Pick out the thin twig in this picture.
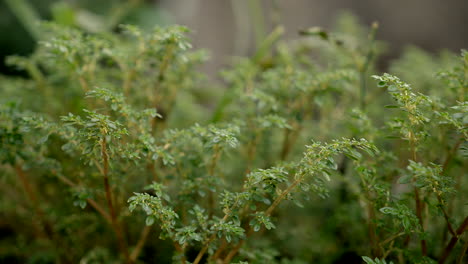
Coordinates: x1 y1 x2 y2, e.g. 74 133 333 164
245 129 259 174
223 239 245 264
359 22 379 110
366 200 382 257
409 130 427 256
437 196 456 237
54 172 112 224
380 232 406 247
14 165 76 263
193 200 242 264
15 165 54 238
208 144 222 218
130 225 151 262
211 239 227 261
193 213 230 264
456 235 468 264
414 187 427 255
439 216 468 264
101 136 131 263
151 45 174 133
223 178 302 263
382 240 395 259
442 137 462 172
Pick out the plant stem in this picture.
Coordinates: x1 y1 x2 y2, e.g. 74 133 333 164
380 232 406 247
437 195 456 237
366 201 381 257
54 172 113 224
194 196 244 264
252 25 285 63
358 175 381 257
443 137 464 246
245 128 260 174
456 235 468 264
15 165 54 239
359 71 367 110
130 226 151 262
280 128 292 161
100 136 131 263
193 213 231 264
414 187 427 255
208 144 221 218
151 45 174 133
438 216 468 264
15 165 74 263
359 22 379 110
223 239 245 264
382 240 395 259
192 238 213 264
224 151 332 263
265 180 300 216
442 137 462 172
223 178 303 263
280 123 301 161
211 239 228 260
409 130 427 256
123 41 146 96
173 242 186 263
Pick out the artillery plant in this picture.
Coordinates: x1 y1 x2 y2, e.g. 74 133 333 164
0 13 466 264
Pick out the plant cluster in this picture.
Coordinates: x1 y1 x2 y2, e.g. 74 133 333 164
0 13 466 264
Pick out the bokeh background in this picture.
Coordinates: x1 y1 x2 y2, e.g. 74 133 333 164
1 0 468 77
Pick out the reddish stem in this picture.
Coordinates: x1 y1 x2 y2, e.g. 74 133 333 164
439 216 468 264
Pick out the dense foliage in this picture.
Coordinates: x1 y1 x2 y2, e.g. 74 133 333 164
0 14 466 264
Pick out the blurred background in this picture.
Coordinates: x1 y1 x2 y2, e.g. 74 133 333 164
1 0 468 77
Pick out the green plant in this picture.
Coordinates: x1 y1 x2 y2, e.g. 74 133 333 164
0 12 466 264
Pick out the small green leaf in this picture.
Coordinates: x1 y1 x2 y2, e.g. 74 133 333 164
377 81 386 87
362 256 375 264
146 216 155 226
